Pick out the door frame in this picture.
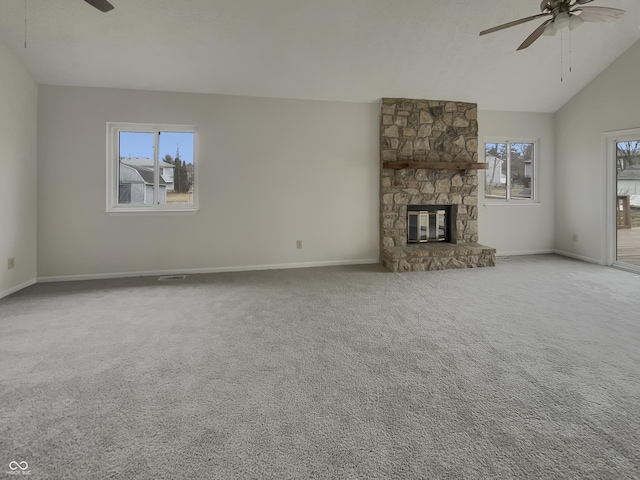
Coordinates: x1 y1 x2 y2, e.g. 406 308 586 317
602 127 640 271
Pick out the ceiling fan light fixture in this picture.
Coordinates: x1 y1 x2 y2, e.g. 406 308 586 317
555 12 571 30
569 14 585 30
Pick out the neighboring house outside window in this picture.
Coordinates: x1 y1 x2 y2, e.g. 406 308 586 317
118 163 167 204
107 123 197 214
617 165 640 207
484 138 538 203
121 158 175 193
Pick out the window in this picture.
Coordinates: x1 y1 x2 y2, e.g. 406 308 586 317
484 138 537 203
107 123 197 213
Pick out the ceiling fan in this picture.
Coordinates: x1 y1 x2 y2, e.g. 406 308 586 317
480 0 625 50
84 0 114 12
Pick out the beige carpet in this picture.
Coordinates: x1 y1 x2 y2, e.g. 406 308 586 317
1 255 640 479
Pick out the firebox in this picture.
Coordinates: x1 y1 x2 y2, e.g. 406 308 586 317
407 205 453 243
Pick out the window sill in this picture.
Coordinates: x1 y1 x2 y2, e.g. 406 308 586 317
106 207 199 216
483 201 540 208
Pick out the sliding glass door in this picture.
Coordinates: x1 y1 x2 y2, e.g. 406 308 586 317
615 139 640 268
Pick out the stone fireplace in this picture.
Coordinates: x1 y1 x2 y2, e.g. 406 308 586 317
380 98 496 272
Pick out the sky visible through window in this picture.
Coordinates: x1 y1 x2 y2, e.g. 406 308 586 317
119 132 194 165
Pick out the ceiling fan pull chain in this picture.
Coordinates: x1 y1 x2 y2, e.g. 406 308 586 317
560 29 564 82
569 29 572 73
24 0 27 49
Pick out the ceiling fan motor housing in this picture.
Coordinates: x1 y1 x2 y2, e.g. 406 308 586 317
541 0 573 15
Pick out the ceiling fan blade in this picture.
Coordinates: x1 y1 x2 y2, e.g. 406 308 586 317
84 0 114 12
572 6 624 22
573 0 596 4
480 13 551 36
517 19 553 51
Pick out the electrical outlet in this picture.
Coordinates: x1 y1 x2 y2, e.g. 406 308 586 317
296 240 302 249
7 257 15 269
572 234 579 243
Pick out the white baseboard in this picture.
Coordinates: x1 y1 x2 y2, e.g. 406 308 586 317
0 278 37 300
553 250 603 265
495 249 554 257
496 249 605 266
36 258 380 283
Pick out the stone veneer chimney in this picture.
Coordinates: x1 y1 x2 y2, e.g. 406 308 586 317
380 98 496 272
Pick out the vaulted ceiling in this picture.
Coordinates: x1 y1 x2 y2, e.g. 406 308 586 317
1 0 639 112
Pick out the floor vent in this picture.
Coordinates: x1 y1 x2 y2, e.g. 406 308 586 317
158 275 187 281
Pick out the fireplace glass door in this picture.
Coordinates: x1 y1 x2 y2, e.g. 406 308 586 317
408 210 446 243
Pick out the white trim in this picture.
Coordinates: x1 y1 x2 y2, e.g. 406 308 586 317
483 202 541 208
554 249 603 265
106 208 198 216
36 258 380 283
484 201 540 206
602 128 640 266
602 130 616 265
496 249 554 257
0 278 37 300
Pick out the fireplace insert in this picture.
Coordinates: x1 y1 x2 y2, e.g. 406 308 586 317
407 205 452 243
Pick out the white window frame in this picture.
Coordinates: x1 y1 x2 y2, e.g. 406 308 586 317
106 122 198 215
483 137 539 205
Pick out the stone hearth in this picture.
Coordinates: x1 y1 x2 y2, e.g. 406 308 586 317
380 98 496 272
382 243 496 272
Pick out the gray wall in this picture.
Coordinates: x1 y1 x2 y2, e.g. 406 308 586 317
0 39 37 297
555 39 640 263
36 86 380 278
478 110 556 255
34 85 559 279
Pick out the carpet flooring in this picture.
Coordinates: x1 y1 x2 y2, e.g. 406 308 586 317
1 254 640 479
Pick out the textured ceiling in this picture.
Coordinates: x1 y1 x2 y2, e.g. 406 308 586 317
0 0 639 112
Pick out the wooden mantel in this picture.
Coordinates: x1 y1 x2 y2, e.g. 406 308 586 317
383 161 488 170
